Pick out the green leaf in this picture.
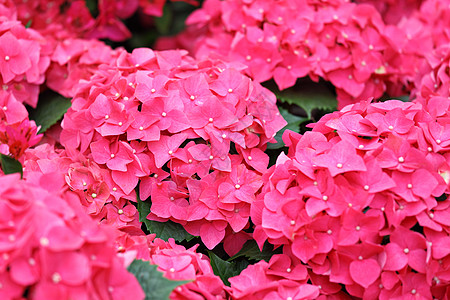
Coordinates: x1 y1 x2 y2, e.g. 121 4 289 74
208 251 249 286
0 154 23 178
228 240 282 263
267 107 307 149
137 191 195 242
28 92 71 134
271 80 337 119
25 20 32 28
128 259 190 300
155 5 173 35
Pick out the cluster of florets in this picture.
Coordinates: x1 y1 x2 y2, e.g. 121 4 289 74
60 47 286 250
251 100 450 298
158 0 424 107
22 143 141 231
113 232 230 299
11 0 197 42
412 44 450 107
0 119 42 163
0 7 51 110
0 172 144 299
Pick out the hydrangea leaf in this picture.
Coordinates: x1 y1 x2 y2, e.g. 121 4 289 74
128 259 191 300
0 154 23 178
28 92 71 134
267 107 307 149
269 79 337 119
208 251 249 286
137 192 196 242
228 240 282 262
155 5 173 35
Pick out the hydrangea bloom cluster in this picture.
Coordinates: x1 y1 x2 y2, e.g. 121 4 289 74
0 5 51 109
228 253 322 299
157 0 422 107
23 143 141 231
412 44 450 106
12 0 197 42
251 100 450 298
0 119 42 163
60 47 286 250
0 172 144 299
123 236 230 299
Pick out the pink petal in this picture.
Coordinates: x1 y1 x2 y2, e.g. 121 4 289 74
349 259 381 288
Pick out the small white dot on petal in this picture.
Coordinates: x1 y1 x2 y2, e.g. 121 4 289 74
235 209 240 213
208 118 213 122
411 289 416 295
398 157 405 163
29 258 36 265
2 106 6 111
369 45 374 50
188 159 193 164
91 193 97 198
381 207 385 211
151 88 156 93
348 203 353 207
246 55 251 61
105 115 109 119
110 154 115 158
428 147 433 152
52 272 62 283
407 183 412 189
429 213 434 218
336 163 343 168
161 112 167 117
115 93 120 97
335 57 340 62
139 126 144 131
327 229 332 234
322 195 328 201
313 181 318 186
290 220 295 225
388 125 394 130
222 134 227 138
404 248 410 254
118 122 123 126
286 268 292 272
248 156 252 160
190 95 195 100
436 139 441 144
113 187 117 191
364 185 369 191
379 284 384 289
228 88 233 93
287 297 293 300
361 61 367 66
235 184 241 189
168 150 173 155
170 197 175 201
266 58 271 63
117 209 124 215
209 155 214 160
358 256 363 260
169 268 175 272
4 56 10 61
355 226 361 231
358 144 364 149
123 96 129 101
40 237 49 246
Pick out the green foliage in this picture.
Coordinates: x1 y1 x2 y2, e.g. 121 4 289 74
28 92 71 134
273 80 337 119
128 259 190 300
137 191 195 242
155 5 173 35
208 251 249 286
0 154 23 178
228 240 282 263
267 107 307 149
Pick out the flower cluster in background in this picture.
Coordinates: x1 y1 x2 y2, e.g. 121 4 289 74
157 0 450 108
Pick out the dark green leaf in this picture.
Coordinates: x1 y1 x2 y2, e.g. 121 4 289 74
128 259 190 300
155 5 173 35
25 20 32 28
208 251 249 286
137 191 195 242
267 107 307 149
28 92 71 134
0 154 23 178
228 240 281 263
271 80 337 119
